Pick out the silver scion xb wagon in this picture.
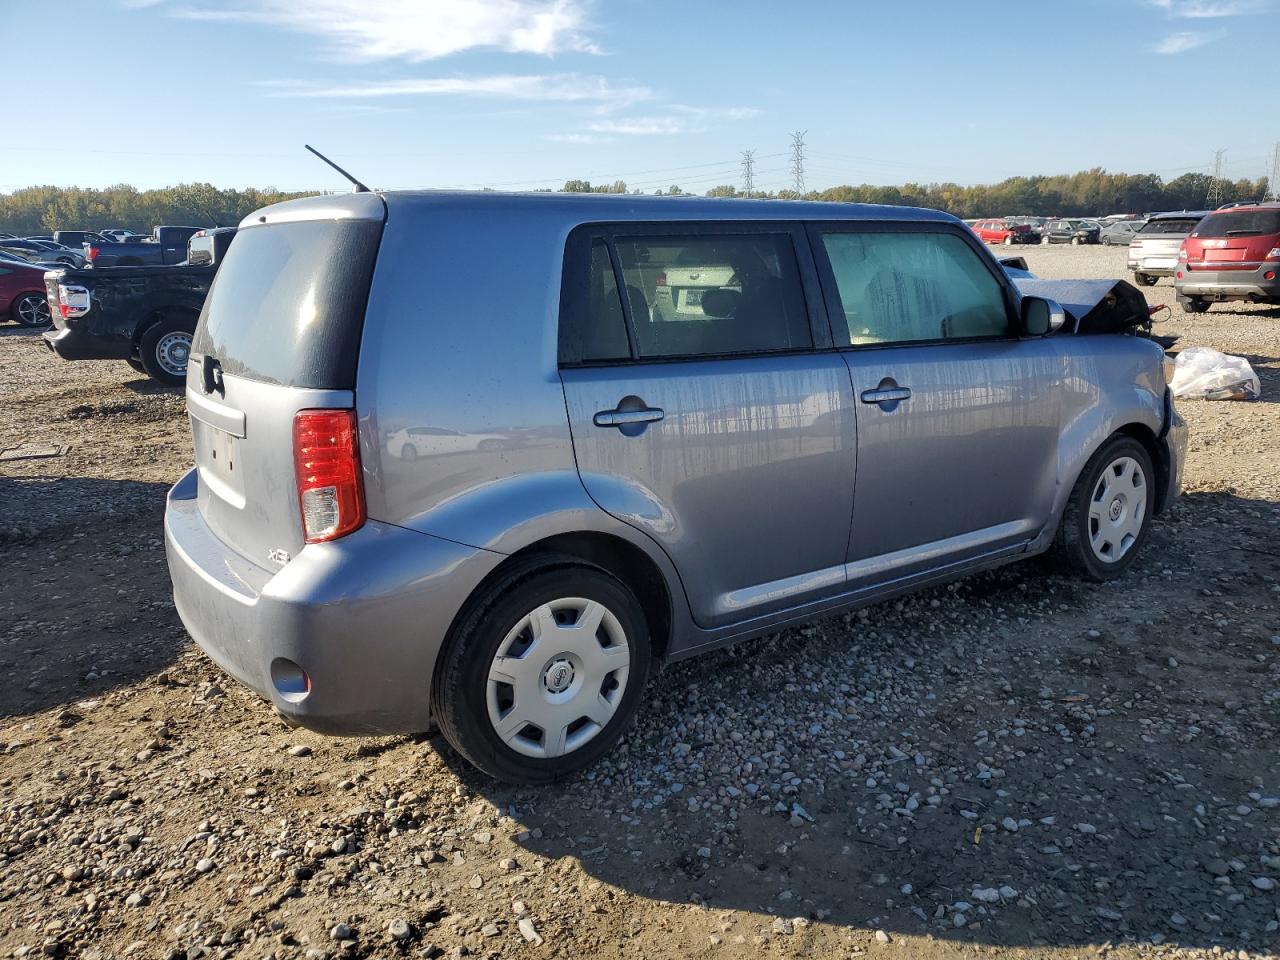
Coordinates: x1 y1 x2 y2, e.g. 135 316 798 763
165 192 1187 783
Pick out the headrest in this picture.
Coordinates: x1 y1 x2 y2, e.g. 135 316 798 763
700 288 741 319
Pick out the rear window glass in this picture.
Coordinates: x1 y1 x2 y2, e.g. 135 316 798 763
1139 217 1202 235
193 219 382 388
1193 209 1280 237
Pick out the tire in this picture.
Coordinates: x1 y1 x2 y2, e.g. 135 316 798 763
125 357 147 375
433 557 652 784
1071 236 1081 246
400 443 418 460
1183 298 1211 314
1042 235 1050 245
9 292 51 327
1003 236 1013 246
1051 436 1154 582
138 315 195 386
1134 273 1157 287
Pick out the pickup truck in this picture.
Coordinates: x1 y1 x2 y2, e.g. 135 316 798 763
86 225 202 268
43 227 236 385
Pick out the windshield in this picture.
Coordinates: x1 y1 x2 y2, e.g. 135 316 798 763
1193 209 1280 238
1140 217 1202 235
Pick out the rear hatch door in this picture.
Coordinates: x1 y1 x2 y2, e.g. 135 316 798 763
1187 208 1280 270
186 195 386 569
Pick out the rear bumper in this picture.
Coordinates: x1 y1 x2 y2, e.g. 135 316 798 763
42 323 133 361
1174 265 1280 302
164 468 504 735
1127 257 1178 277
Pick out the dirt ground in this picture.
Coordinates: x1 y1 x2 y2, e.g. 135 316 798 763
1 244 1278 960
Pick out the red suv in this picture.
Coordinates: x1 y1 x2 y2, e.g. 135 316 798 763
971 218 1036 245
1175 203 1280 313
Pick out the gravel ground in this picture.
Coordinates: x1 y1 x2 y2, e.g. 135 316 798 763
1 244 1278 960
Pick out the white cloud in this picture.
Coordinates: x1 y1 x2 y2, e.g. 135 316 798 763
1147 0 1267 15
543 132 615 144
175 0 599 61
259 73 650 106
669 105 762 120
1153 28 1226 51
588 117 684 136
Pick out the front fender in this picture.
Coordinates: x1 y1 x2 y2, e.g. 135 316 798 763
1031 375 1165 552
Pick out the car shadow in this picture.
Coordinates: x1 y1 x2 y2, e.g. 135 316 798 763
435 490 1280 950
0 476 184 721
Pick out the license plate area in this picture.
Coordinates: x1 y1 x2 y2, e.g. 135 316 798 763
195 420 245 508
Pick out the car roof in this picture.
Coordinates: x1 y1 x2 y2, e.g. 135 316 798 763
243 189 962 229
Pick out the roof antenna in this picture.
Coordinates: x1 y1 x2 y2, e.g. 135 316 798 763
304 144 371 193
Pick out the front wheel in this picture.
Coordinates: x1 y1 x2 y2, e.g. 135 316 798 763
1051 436 1154 582
138 316 194 386
1071 236 1081 246
10 292 51 327
1003 236 1013 246
125 357 147 375
434 559 651 783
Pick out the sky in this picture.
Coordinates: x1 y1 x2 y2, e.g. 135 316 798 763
3 0 1278 195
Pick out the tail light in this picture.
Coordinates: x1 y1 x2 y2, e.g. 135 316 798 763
1266 247 1280 260
293 409 365 544
654 272 667 287
86 246 99 262
1176 242 1188 261
56 283 91 319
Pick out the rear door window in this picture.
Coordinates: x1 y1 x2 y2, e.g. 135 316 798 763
192 218 383 388
560 230 813 363
818 230 1011 345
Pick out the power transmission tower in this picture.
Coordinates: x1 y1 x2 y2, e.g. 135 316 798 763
1268 142 1280 201
789 131 807 197
740 149 755 197
1206 148 1226 207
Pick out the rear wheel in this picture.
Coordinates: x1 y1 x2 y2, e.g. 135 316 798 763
1071 236 1081 246
10 292 50 327
138 316 195 386
1134 273 1157 287
1051 436 1154 582
1182 298 1211 314
125 357 147 375
434 558 651 783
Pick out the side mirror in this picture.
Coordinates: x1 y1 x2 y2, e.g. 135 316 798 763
1021 295 1066 336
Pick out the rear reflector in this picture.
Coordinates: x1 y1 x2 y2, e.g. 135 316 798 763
293 409 365 543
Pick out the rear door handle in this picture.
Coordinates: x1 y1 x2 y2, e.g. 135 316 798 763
860 387 911 404
593 407 665 428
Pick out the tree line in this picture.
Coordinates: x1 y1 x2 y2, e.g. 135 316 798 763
560 168 1272 216
1 168 1271 235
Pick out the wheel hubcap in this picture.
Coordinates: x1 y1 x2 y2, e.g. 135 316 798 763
1088 456 1147 563
155 332 191 377
486 597 630 759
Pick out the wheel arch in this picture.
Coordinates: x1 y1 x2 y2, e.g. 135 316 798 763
132 304 200 351
1114 421 1172 515
449 531 675 669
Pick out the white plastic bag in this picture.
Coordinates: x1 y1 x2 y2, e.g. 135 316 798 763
1169 346 1261 401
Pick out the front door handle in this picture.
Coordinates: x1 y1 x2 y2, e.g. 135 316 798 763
859 387 911 404
593 407 665 428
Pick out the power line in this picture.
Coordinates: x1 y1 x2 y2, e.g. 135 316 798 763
1206 148 1226 207
741 150 755 196
790 131 806 197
